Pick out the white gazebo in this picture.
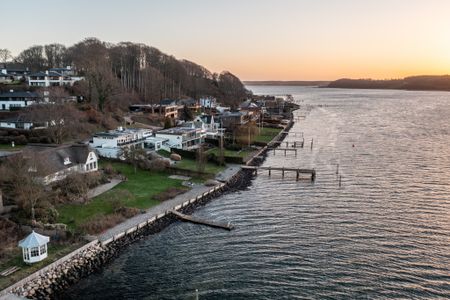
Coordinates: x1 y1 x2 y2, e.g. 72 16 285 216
18 231 50 264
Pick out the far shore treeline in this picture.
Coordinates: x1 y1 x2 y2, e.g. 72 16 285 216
245 75 450 92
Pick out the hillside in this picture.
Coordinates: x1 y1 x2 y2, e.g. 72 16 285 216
326 75 450 91
3 38 250 110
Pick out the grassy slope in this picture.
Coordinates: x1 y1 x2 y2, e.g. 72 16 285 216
57 162 185 230
254 127 282 143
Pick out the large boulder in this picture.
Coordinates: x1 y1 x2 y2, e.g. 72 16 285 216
170 153 182 161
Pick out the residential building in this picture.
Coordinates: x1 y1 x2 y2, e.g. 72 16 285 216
49 66 75 76
23 144 98 184
155 126 204 150
199 97 217 108
178 98 201 112
28 70 83 87
0 90 40 110
89 127 153 158
129 102 180 119
193 114 221 138
218 111 248 131
0 68 29 81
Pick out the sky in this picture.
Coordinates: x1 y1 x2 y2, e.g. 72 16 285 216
2 0 450 80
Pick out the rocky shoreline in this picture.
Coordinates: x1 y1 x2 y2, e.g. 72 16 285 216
5 116 295 300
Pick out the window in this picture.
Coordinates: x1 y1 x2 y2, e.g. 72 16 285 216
23 249 30 260
40 245 46 255
30 247 39 257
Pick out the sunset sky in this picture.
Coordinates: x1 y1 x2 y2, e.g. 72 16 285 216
3 0 450 80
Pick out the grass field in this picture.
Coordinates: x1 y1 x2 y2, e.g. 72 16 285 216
253 127 282 143
57 162 185 230
158 150 226 174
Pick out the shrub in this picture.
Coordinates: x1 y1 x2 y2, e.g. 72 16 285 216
153 187 186 201
79 214 125 234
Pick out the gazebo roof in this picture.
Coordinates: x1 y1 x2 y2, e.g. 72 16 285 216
18 231 50 248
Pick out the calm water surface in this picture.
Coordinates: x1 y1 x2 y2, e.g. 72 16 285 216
65 87 450 299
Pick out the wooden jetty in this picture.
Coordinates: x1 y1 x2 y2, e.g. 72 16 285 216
269 140 304 148
242 165 316 181
169 210 234 231
281 131 304 137
267 147 298 156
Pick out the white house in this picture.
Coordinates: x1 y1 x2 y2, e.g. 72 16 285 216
0 68 29 81
90 127 153 158
199 97 217 109
0 90 39 111
0 117 35 130
28 70 83 87
23 144 98 184
155 126 204 150
18 231 50 264
193 114 221 138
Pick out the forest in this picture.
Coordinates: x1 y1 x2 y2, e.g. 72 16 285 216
0 38 250 111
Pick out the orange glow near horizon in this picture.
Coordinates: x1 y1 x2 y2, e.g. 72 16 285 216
3 0 450 81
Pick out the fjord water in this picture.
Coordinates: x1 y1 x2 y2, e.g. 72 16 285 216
65 87 450 299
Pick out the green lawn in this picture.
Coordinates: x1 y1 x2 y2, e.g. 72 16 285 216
158 150 226 174
207 148 251 158
0 242 83 290
0 144 25 151
57 162 185 230
254 127 283 143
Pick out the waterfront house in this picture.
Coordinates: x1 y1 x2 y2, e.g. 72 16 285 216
23 144 98 184
0 90 40 111
155 126 204 150
218 111 248 131
0 116 36 130
18 231 50 264
28 70 83 87
89 127 153 158
178 98 201 112
193 114 221 138
0 68 29 81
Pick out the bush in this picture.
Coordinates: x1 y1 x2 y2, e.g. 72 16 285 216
147 159 170 171
153 187 186 201
103 163 116 176
79 214 125 234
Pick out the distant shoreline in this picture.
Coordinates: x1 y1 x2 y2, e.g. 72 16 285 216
244 81 330 86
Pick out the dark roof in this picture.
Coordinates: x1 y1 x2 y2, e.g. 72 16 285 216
178 98 198 106
28 71 62 77
0 91 39 98
0 116 33 123
23 144 94 175
160 99 177 106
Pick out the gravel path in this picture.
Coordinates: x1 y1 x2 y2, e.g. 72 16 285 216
87 179 122 199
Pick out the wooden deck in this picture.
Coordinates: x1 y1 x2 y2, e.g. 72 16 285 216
242 165 316 181
169 210 234 231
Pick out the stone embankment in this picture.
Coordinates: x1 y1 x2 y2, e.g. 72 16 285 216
1 114 296 300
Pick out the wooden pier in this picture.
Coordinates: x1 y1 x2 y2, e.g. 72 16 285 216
242 165 316 181
269 140 304 148
281 131 304 137
267 147 298 156
169 210 234 231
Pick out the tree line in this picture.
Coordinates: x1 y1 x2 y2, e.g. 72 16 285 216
1 38 251 111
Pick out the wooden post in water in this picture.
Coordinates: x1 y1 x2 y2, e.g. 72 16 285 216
311 138 314 150
273 149 276 155
286 141 289 147
336 164 339 174
339 175 342 187
295 149 297 156
282 167 285 178
284 149 287 156
312 169 316 182
268 167 271 176
294 141 297 148
296 169 300 181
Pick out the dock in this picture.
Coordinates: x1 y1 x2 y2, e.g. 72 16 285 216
269 140 304 148
242 165 316 181
267 147 298 156
169 210 234 231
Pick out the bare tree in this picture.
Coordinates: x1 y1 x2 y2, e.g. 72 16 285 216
122 146 147 174
0 154 48 223
44 43 67 68
196 145 207 173
16 45 46 71
0 49 12 65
